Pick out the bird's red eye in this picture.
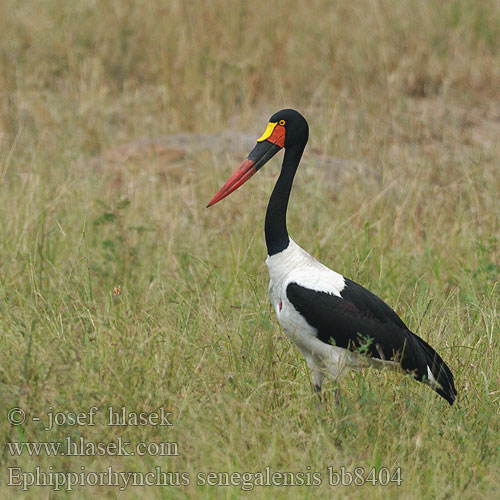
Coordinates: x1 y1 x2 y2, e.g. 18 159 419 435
279 120 285 126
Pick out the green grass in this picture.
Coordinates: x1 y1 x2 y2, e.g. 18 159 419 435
0 0 499 498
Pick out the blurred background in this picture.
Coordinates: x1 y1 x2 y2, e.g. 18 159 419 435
2 0 500 144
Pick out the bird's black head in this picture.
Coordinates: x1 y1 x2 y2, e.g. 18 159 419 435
268 109 309 150
207 108 309 207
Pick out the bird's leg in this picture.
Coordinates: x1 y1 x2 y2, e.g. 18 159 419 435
311 367 325 408
334 386 341 405
314 384 322 405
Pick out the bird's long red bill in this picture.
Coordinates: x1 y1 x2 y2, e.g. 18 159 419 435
206 159 257 207
206 126 284 208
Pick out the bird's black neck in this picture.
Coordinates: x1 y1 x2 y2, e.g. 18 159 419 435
265 144 305 256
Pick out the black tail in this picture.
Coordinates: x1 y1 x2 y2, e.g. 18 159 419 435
406 332 457 405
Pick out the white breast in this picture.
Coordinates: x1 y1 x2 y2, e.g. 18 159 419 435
266 239 361 380
266 238 345 313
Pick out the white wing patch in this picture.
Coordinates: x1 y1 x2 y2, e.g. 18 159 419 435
426 365 436 383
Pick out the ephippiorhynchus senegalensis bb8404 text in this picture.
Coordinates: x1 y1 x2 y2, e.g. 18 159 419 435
207 109 457 405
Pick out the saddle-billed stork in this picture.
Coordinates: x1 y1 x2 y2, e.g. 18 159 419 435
207 109 457 405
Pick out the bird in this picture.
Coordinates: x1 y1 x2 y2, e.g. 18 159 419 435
207 109 457 405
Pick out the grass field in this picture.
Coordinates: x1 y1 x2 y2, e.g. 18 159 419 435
1 0 499 498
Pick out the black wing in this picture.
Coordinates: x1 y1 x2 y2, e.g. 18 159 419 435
286 279 457 404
